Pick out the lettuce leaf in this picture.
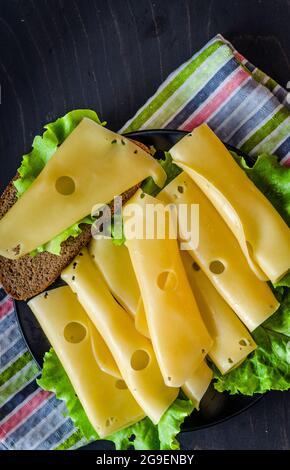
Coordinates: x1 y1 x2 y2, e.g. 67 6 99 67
31 215 94 257
263 289 290 337
142 151 182 196
106 417 159 450
158 398 194 450
38 348 193 450
213 327 290 395
231 152 290 226
14 110 103 255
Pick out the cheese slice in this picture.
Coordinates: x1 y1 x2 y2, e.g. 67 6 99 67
0 118 166 259
28 286 144 437
135 298 150 338
89 238 150 339
123 190 213 387
89 238 140 316
182 361 213 409
181 251 256 374
89 322 121 379
158 172 279 331
61 248 178 424
170 124 290 283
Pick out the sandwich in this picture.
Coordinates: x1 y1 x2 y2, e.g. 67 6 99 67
0 112 289 450
0 109 165 299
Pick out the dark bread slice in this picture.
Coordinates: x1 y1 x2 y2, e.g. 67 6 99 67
0 139 149 300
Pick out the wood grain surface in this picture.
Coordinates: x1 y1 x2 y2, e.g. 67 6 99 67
0 0 289 450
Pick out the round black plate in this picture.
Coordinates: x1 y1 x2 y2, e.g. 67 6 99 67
15 129 261 434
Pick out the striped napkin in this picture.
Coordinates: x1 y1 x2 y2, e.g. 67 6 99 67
1 33 290 451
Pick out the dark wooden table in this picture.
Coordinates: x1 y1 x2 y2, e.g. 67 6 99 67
0 0 289 450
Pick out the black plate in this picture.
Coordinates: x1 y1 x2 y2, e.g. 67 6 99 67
15 129 262 435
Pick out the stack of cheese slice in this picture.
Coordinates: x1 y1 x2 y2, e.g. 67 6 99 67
26 120 288 438
61 247 178 425
28 286 145 437
123 190 213 387
157 172 279 332
169 124 290 284
89 236 214 407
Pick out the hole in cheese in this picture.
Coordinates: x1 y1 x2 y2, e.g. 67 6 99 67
64 322 87 343
115 380 128 390
55 176 76 195
157 270 178 291
192 261 200 271
130 349 150 371
177 185 184 193
209 260 225 274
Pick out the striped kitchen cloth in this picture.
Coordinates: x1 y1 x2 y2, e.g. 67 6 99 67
1 33 290 451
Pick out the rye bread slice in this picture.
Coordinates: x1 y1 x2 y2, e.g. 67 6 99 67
0 139 149 300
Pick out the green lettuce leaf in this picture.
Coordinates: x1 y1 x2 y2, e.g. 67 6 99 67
142 151 182 196
38 348 193 450
274 272 290 288
106 417 159 450
158 398 194 450
14 110 103 255
231 151 290 226
31 215 94 256
213 327 290 395
263 290 290 337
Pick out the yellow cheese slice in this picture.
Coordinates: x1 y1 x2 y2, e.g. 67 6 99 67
0 118 166 259
28 286 144 437
61 248 178 424
170 124 290 283
158 172 279 331
182 361 213 409
181 251 256 374
88 238 140 316
89 238 150 338
123 190 213 387
135 298 150 338
89 322 121 379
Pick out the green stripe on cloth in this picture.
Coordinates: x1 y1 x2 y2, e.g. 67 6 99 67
265 77 279 92
253 118 290 155
54 429 85 450
241 107 290 154
0 351 32 386
0 361 39 406
123 40 223 132
143 45 232 130
251 68 267 84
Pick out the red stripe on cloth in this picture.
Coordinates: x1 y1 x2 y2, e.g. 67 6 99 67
234 51 246 63
0 389 51 438
281 155 290 167
0 298 14 320
181 68 249 131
